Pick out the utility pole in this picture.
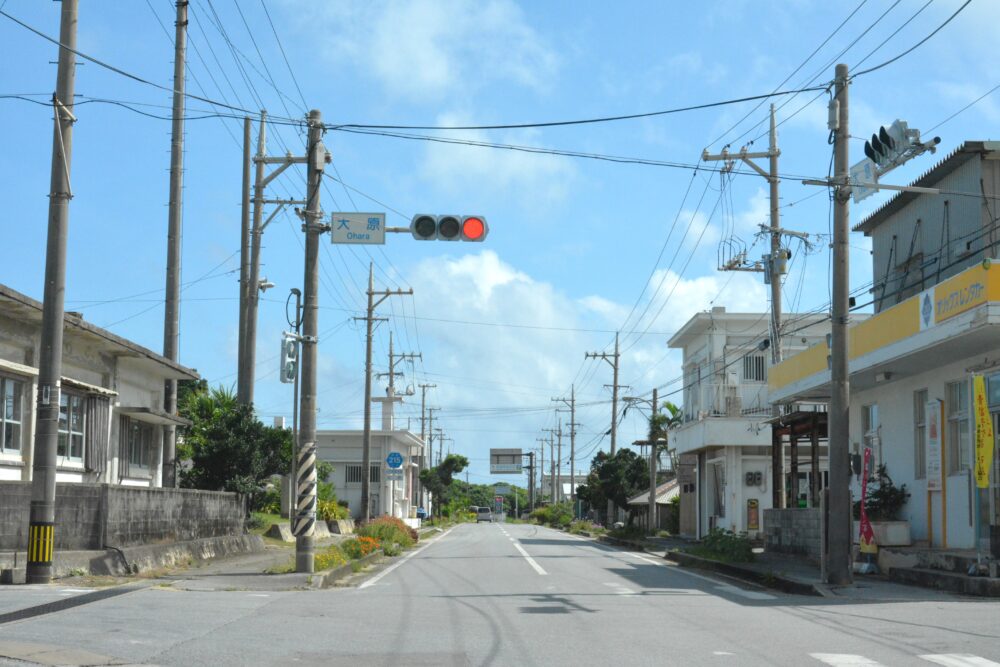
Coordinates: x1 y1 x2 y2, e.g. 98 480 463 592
586 333 623 524
649 387 658 533
357 263 412 523
586 333 623 454
524 451 535 512
293 109 328 574
543 429 559 503
535 438 553 502
237 115 304 406
417 383 435 509
287 288 301 524
161 0 187 489
553 385 578 510
427 408 438 464
556 420 562 505
379 331 421 398
828 63 853 586
703 105 796 510
241 111 267 406
237 117 251 403
27 0 77 585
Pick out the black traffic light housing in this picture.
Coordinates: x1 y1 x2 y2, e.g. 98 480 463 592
410 214 489 242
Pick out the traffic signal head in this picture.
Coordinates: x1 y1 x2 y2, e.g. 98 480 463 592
863 120 913 169
279 333 298 384
409 214 489 242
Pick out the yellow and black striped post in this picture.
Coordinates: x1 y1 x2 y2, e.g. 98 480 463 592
27 522 55 570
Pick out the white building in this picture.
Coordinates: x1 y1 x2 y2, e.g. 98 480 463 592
668 307 829 537
315 394 425 525
0 283 198 487
771 142 1000 557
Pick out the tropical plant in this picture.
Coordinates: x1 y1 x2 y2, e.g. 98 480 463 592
342 536 380 559
418 454 469 518
358 516 417 548
854 464 911 521
177 385 291 503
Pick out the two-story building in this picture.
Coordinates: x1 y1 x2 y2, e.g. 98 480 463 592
769 141 1000 558
0 283 198 488
668 307 829 537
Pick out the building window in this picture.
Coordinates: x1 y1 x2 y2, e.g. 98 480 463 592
345 465 363 484
370 465 380 483
743 355 766 382
946 380 970 474
128 420 153 468
863 403 880 466
58 392 84 460
914 389 927 479
1 377 23 453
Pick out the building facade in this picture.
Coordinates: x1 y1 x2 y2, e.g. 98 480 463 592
769 142 1000 557
0 284 198 488
668 307 829 537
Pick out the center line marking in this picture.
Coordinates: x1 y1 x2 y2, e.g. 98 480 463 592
512 540 547 575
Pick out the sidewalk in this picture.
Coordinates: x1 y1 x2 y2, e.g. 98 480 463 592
599 533 964 602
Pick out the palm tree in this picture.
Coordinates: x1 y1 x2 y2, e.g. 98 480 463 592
647 401 682 533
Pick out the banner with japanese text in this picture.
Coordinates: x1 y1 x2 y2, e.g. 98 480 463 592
859 447 877 554
973 375 993 489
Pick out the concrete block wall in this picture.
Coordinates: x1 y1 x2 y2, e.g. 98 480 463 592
763 508 821 561
0 482 245 551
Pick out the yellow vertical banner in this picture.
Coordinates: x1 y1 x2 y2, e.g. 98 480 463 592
973 375 993 489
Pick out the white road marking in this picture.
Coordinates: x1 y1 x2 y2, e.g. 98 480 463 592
713 652 735 656
359 527 453 590
810 654 884 666
920 656 1000 667
248 594 270 597
512 540 547 575
59 588 91 593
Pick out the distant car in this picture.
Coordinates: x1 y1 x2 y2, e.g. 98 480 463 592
416 507 428 520
476 507 494 523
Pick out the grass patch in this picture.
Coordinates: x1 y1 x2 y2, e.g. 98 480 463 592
248 512 284 536
683 529 755 563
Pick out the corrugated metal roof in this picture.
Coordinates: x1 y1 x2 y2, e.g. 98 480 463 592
854 141 999 235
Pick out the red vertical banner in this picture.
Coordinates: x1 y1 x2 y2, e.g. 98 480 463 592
859 447 877 554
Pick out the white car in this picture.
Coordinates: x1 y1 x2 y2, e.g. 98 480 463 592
476 507 494 523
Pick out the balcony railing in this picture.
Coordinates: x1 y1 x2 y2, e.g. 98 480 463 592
683 381 770 421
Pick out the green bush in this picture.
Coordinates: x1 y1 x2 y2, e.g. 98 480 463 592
530 502 574 528
357 516 417 549
318 499 349 521
246 512 267 531
568 520 604 535
609 525 646 541
342 536 380 559
382 542 402 557
691 528 754 563
254 486 282 514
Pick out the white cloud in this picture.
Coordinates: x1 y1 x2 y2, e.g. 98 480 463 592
417 114 577 202
304 0 558 101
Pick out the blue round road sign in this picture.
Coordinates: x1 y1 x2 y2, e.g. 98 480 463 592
386 452 403 469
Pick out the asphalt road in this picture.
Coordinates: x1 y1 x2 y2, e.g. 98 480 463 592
0 522 999 666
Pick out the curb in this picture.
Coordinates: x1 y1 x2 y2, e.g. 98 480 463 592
313 550 384 589
662 550 822 597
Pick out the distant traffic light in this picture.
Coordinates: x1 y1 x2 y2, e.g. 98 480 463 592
279 333 298 384
410 214 489 242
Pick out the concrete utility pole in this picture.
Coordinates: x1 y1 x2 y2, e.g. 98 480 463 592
585 333 623 454
416 382 435 509
237 117 252 400
357 264 412 523
553 385 578 512
543 429 559 503
427 408 438 464
293 109 327 574
649 388 658 533
237 115 305 406
241 111 267 406
379 331 421 398
536 440 546 501
287 288 301 523
703 105 792 510
27 0 77 585
828 63 853 586
586 333 623 524
161 0 187 489
524 451 535 512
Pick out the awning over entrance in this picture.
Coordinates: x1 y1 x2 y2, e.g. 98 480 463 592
118 406 192 427
769 408 828 510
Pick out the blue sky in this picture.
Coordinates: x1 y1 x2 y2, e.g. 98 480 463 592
1 0 997 487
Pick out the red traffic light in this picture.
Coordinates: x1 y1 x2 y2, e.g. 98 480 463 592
462 217 486 241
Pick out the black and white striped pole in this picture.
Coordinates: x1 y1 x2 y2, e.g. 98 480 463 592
294 109 328 573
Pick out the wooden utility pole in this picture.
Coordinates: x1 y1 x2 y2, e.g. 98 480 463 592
586 333 624 524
